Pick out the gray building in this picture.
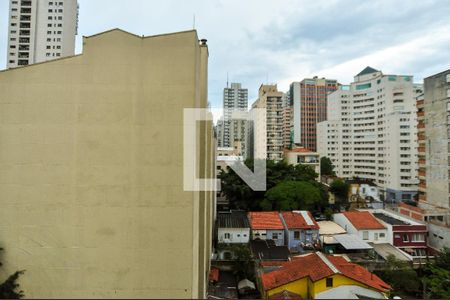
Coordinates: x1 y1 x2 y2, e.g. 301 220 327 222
222 83 248 155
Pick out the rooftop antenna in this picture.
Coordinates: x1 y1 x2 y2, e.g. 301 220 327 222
227 72 229 88
193 14 196 29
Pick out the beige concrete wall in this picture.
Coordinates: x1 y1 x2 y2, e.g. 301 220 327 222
0 29 214 299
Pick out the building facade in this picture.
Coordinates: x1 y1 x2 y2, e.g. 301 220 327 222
7 0 78 68
318 67 422 202
290 77 338 152
0 29 214 298
220 83 248 155
333 211 388 244
246 85 284 161
284 147 320 179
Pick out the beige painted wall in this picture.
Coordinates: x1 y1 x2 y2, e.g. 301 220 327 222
0 29 214 299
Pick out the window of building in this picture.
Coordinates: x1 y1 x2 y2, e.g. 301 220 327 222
403 234 409 242
380 233 386 238
411 233 425 242
272 233 279 240
363 231 369 240
326 278 333 287
294 231 300 240
447 102 450 112
224 233 230 239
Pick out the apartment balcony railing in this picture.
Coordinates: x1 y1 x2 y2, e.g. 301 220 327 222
19 30 30 36
21 1 32 6
20 8 32 14
20 15 31 21
17 60 28 66
417 111 425 117
19 38 30 43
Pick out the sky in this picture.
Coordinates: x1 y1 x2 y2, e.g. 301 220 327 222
1 0 450 120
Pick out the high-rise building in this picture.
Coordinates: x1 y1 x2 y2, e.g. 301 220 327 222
0 29 214 298
317 67 422 202
290 77 339 151
221 83 248 155
246 84 284 161
399 69 450 250
282 90 292 150
6 0 78 68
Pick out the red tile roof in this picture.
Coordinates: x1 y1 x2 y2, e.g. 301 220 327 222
328 256 392 292
281 211 319 229
261 253 391 293
248 212 284 230
262 253 334 290
286 147 314 153
269 290 303 300
342 211 385 230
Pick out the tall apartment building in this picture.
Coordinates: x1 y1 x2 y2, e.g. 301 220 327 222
290 77 339 151
221 83 248 155
246 84 284 161
7 0 78 68
317 67 422 202
0 29 214 298
282 90 292 149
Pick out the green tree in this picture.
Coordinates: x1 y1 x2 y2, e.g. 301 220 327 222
423 264 450 299
329 179 349 205
263 181 323 211
435 247 450 270
0 248 25 299
376 254 421 297
219 159 321 210
230 245 253 280
320 157 335 176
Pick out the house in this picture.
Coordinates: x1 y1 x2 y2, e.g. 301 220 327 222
372 209 429 259
333 211 388 244
248 212 286 246
280 211 319 252
217 211 250 244
261 252 391 300
284 147 320 180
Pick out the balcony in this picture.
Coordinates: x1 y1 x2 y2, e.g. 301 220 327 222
20 15 31 21
17 59 28 66
20 8 31 14
418 158 426 165
19 45 29 51
19 37 30 43
21 1 32 6
418 170 426 177
19 23 31 29
19 30 30 36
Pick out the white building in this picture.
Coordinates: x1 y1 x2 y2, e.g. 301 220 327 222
7 0 78 68
333 211 388 244
216 211 250 244
284 147 321 180
221 83 248 154
246 85 284 161
318 67 422 202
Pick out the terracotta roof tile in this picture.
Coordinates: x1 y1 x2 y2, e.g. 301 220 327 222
248 212 285 230
261 253 391 293
281 211 319 229
328 256 392 292
342 211 385 230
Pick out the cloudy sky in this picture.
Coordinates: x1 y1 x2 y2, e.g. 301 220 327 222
1 0 450 114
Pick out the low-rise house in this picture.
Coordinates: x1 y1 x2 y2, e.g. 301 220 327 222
372 209 428 258
260 252 391 300
217 210 250 244
248 212 285 246
280 211 319 252
333 211 388 244
284 147 320 180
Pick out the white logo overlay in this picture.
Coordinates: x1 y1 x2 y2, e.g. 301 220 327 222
183 108 266 192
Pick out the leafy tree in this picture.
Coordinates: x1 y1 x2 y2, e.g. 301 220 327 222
263 181 323 211
375 254 421 297
324 208 333 220
230 245 253 280
320 157 335 176
0 248 25 299
435 247 450 270
329 179 349 204
219 159 321 210
423 264 450 299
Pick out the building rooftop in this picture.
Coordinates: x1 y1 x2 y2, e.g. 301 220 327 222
282 211 319 230
342 211 385 230
261 252 391 292
356 66 379 76
373 212 410 226
269 290 303 300
248 212 285 230
217 211 250 228
251 239 290 261
318 221 347 235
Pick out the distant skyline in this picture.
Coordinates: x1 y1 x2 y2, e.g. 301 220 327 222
1 0 450 117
